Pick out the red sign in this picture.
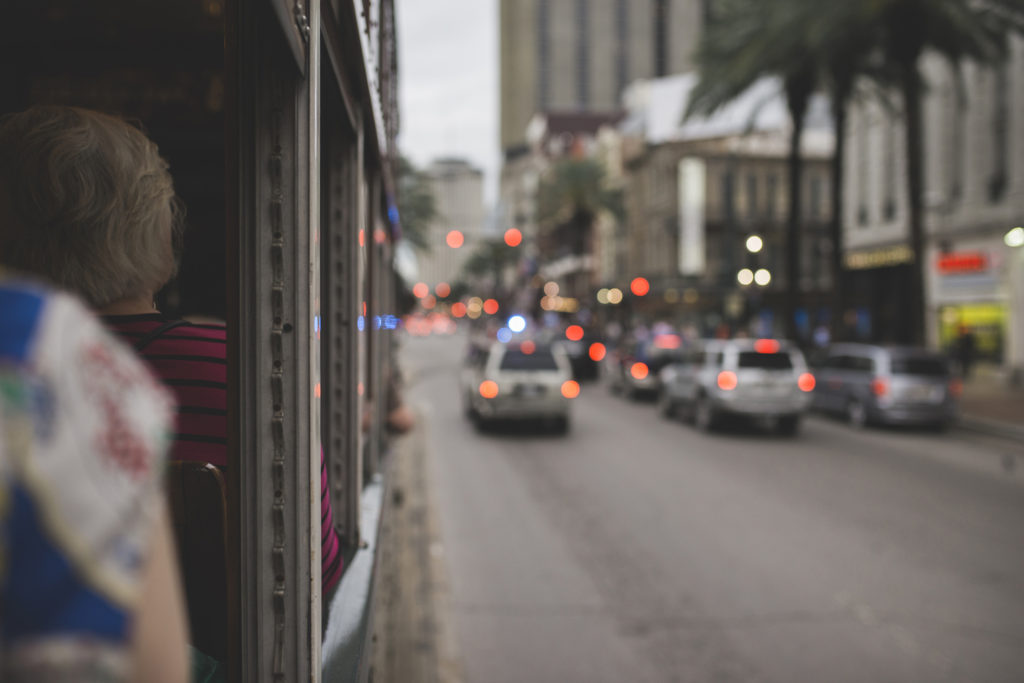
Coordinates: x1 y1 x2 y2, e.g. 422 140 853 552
937 251 988 274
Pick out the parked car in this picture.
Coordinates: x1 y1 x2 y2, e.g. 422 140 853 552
608 333 684 399
461 340 576 433
812 343 960 429
657 338 815 435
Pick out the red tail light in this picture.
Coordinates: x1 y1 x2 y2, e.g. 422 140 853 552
561 380 580 398
798 372 816 392
871 377 889 397
631 362 649 380
717 371 738 391
479 380 499 399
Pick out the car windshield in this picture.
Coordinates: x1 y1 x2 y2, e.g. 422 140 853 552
499 348 559 371
737 351 794 369
890 357 949 376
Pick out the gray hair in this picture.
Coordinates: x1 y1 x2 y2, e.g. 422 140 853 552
0 106 182 308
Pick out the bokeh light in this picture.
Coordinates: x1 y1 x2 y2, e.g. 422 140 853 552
589 342 606 361
596 288 610 304
484 299 499 315
413 282 429 298
737 268 754 286
717 371 738 391
504 228 523 247
436 282 451 298
561 380 581 399
607 288 623 304
446 230 464 248
496 327 512 343
631 277 650 297
746 235 764 253
754 268 772 286
521 340 536 355
798 373 816 392
451 302 467 318
479 380 499 399
566 325 584 341
508 315 527 333
631 362 649 380
544 281 560 297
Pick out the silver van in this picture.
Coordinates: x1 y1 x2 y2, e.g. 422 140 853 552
812 343 960 429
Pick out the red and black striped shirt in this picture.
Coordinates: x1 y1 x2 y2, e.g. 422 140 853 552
104 314 343 593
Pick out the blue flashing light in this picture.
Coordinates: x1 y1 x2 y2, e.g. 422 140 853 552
357 315 365 332
387 205 400 224
374 315 383 330
508 314 527 333
496 327 512 344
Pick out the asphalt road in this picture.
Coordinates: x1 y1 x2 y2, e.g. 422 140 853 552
401 332 1024 683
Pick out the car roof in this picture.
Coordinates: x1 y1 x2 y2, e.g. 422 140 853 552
826 343 945 358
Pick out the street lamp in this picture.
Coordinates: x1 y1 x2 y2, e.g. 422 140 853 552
754 268 771 286
746 235 764 253
737 268 754 286
1005 227 1024 248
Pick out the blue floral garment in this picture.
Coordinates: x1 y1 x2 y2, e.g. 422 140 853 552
0 279 172 681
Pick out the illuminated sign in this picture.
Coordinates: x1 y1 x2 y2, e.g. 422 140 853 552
844 245 914 270
937 251 989 274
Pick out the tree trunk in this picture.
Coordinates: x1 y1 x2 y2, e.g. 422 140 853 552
784 78 811 343
902 65 926 346
829 76 851 341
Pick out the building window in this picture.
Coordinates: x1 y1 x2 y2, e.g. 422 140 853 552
746 173 758 220
810 175 823 221
882 115 896 221
722 170 735 223
576 0 589 108
989 60 1009 203
948 73 965 202
856 111 869 226
615 0 629 97
654 0 669 77
537 0 550 109
766 173 778 221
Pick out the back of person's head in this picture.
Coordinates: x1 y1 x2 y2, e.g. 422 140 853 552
0 105 182 308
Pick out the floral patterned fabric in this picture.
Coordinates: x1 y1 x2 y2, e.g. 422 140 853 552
0 279 172 682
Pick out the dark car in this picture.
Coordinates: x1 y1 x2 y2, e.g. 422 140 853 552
608 333 684 399
812 343 960 429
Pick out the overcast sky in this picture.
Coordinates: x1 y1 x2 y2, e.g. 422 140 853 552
395 0 499 204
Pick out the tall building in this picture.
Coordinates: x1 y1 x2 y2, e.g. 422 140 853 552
418 158 485 287
500 0 706 159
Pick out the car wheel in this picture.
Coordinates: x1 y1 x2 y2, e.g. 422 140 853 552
694 395 718 432
776 414 800 436
847 398 868 428
552 416 570 435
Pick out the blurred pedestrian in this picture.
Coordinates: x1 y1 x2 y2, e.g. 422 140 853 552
0 278 189 682
955 324 976 380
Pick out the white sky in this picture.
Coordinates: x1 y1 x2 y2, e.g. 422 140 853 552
395 0 499 205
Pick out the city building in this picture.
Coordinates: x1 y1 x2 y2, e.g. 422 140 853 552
614 73 835 337
842 36 1024 378
417 158 485 289
499 0 707 159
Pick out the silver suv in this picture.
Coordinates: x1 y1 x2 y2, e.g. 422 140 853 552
812 344 959 429
658 339 815 435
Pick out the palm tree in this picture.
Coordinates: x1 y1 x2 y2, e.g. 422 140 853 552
534 158 624 299
686 0 819 342
870 0 1023 344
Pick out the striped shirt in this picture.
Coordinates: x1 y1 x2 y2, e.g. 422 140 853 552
104 314 343 593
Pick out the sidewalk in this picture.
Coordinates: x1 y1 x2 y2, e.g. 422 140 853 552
957 363 1024 441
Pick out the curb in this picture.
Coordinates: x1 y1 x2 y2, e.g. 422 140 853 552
957 414 1024 442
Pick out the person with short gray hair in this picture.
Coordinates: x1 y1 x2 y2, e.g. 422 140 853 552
0 105 182 312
